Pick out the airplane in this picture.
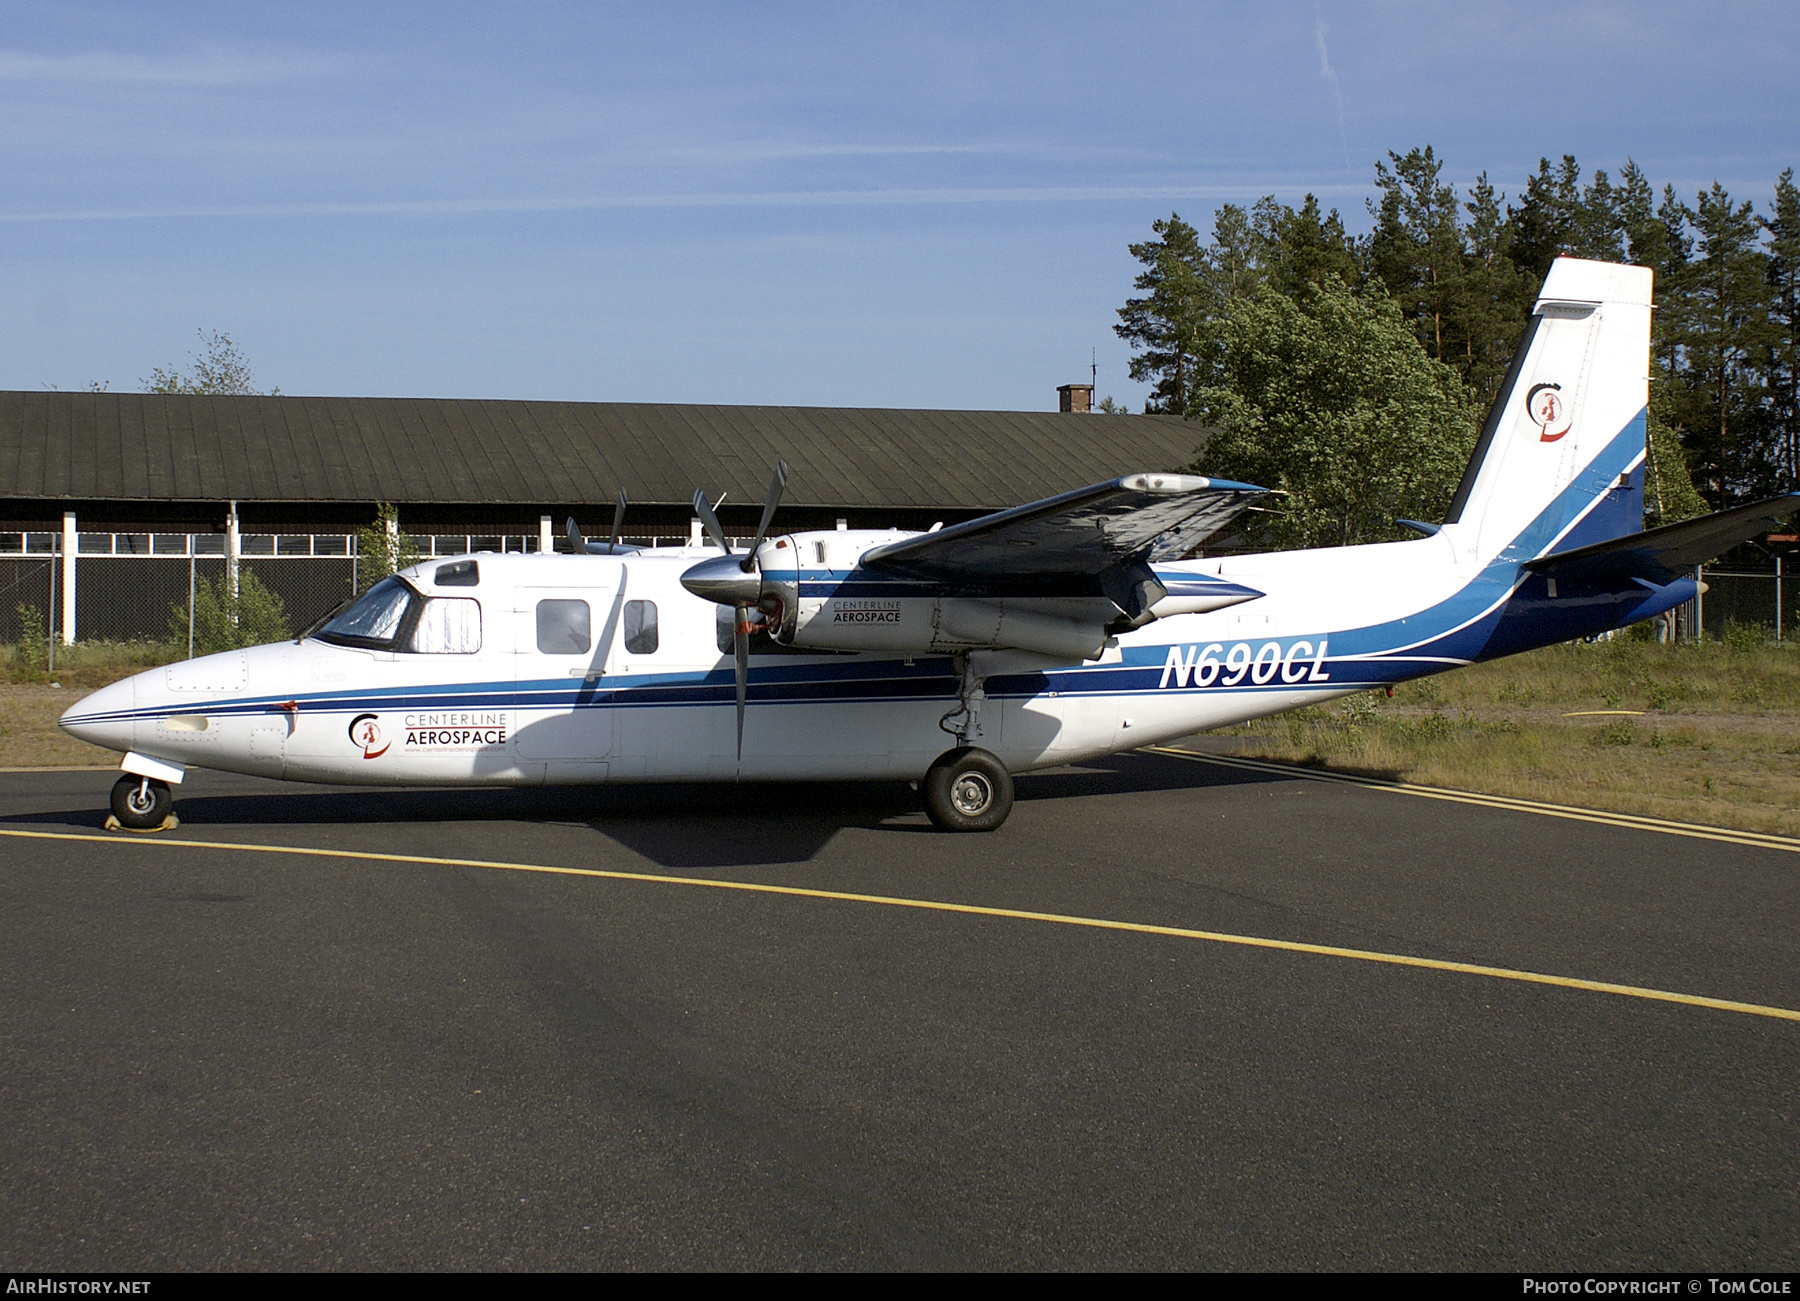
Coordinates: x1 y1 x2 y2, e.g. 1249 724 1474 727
61 257 1800 833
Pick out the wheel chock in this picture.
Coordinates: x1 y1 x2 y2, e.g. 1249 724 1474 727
103 814 181 834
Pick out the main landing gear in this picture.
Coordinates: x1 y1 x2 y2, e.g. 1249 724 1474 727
923 746 1014 832
925 652 1013 831
110 775 173 831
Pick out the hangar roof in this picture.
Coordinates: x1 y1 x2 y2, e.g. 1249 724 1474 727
0 391 1203 511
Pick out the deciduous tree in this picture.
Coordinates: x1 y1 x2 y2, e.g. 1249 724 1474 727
1190 276 1477 549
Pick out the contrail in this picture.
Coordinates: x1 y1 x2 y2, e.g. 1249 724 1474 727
1313 5 1351 169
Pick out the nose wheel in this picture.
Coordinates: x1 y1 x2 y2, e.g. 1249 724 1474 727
110 775 173 831
923 746 1014 832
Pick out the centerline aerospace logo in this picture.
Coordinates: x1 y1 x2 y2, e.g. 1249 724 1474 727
832 599 902 624
347 711 509 758
348 712 388 759
1526 382 1573 442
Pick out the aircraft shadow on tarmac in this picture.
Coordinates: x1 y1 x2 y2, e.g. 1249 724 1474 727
7 750 1288 869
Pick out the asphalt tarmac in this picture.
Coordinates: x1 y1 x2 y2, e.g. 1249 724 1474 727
1 748 1797 1271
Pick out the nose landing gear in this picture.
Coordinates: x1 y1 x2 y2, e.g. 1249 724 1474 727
110 775 173 831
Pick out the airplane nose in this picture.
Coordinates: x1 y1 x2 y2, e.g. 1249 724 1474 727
60 675 137 751
680 553 761 606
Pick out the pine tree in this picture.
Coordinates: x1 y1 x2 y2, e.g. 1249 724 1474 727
1254 194 1361 296
1367 147 1466 365
1763 169 1800 490
1114 214 1209 413
1458 172 1532 404
1684 183 1774 501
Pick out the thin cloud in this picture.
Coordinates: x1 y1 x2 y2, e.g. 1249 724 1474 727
1313 6 1352 169
0 47 353 86
0 182 1380 224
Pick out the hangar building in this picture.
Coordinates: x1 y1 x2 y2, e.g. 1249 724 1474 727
0 390 1205 644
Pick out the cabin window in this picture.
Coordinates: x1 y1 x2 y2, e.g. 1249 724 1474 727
623 600 658 654
409 597 482 653
536 599 591 654
317 576 415 648
435 560 478 587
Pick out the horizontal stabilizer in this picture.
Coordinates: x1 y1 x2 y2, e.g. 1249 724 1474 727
1522 494 1800 580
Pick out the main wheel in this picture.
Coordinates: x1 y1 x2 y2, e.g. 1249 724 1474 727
923 746 1014 832
111 775 172 830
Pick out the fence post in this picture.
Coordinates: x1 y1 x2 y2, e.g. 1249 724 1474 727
539 515 553 555
1779 556 1784 643
226 500 241 606
60 511 76 645
1696 564 1705 641
46 534 56 673
187 545 197 659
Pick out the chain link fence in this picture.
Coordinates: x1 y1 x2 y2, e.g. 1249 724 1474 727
1695 569 1799 641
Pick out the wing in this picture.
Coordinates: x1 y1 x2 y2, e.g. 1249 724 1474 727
1522 494 1800 581
860 473 1266 609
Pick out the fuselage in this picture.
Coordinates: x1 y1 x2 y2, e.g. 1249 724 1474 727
59 512 1688 789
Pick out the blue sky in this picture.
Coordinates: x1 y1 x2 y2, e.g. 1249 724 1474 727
2 2 1795 410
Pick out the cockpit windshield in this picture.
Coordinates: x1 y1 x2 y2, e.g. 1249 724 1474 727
317 576 415 648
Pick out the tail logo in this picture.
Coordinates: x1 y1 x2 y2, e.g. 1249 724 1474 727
1526 383 1573 443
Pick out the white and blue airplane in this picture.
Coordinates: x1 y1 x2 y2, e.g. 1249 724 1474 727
62 258 1799 832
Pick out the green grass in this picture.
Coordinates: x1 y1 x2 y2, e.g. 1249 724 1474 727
1221 637 1800 836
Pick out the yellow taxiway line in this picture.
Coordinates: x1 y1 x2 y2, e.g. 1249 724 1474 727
2 824 1797 1025
1146 746 1800 855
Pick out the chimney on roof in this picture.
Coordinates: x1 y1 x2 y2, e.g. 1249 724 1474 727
1058 383 1094 414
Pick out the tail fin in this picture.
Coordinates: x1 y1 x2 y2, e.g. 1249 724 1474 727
1443 257 1651 564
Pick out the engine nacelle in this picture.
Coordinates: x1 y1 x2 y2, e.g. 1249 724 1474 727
785 593 1113 661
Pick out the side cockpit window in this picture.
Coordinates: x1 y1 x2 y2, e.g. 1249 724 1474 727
537 599 591 654
409 597 482 653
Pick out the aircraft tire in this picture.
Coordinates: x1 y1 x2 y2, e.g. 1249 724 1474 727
923 746 1014 832
111 775 172 830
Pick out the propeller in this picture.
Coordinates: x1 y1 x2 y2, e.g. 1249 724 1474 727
740 460 788 572
686 461 791 759
566 488 633 554
608 487 628 554
692 489 730 553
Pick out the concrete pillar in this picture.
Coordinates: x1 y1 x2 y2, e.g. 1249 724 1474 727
60 512 76 644
539 514 554 554
688 518 703 547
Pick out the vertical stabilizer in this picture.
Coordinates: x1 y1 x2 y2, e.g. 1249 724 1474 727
1443 257 1652 564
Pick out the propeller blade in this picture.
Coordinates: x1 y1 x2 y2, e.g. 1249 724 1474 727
734 607 750 760
608 488 628 554
565 516 583 554
739 459 789 573
692 489 730 553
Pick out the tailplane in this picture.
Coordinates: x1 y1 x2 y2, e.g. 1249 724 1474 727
1443 257 1651 565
